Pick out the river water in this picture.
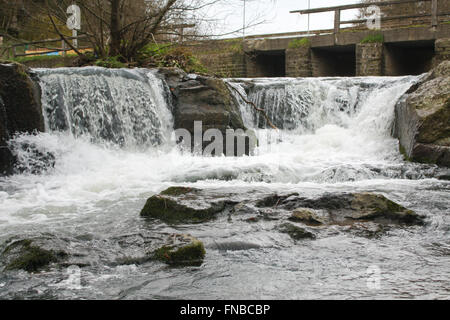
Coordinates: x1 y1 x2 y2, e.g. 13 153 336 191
0 67 448 299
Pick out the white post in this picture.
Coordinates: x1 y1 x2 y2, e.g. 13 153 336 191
73 29 78 49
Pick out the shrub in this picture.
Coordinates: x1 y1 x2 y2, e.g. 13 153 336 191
288 38 311 49
138 44 208 74
95 56 127 68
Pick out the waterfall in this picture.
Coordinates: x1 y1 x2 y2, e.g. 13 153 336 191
8 68 430 182
35 67 174 149
227 76 418 135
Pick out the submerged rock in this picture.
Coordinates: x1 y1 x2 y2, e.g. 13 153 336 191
152 234 205 267
270 192 424 226
140 186 227 223
278 223 316 241
394 61 450 167
1 238 68 273
289 208 324 226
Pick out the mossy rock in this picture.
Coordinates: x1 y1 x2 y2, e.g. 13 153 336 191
348 193 424 225
152 234 205 267
289 208 324 226
2 239 67 272
278 223 316 241
140 187 226 223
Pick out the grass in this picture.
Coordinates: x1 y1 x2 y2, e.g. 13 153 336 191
288 38 311 49
95 55 127 68
12 53 78 64
360 33 384 44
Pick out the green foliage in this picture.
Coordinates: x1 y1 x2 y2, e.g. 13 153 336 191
138 44 208 74
360 33 384 44
95 56 127 69
288 38 310 49
12 54 77 64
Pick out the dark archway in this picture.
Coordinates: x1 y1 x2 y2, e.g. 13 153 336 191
246 50 286 77
384 41 435 76
311 45 356 77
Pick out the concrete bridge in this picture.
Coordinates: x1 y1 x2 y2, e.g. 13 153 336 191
192 0 450 77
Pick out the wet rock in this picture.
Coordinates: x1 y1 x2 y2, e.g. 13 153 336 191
208 241 261 251
152 234 205 267
278 223 316 241
346 223 391 239
394 61 450 167
289 208 324 226
346 193 422 224
156 68 256 156
11 140 56 174
273 192 424 226
255 193 299 208
0 62 44 175
140 187 227 223
1 238 68 273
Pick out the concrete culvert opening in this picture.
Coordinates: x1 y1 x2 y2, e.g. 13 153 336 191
384 41 435 76
311 46 356 77
247 50 286 77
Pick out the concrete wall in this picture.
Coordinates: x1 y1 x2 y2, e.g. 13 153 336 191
434 38 450 66
189 39 246 77
197 52 246 77
356 43 383 76
285 47 311 77
189 25 450 78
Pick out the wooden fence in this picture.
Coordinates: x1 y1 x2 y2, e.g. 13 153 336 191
290 0 449 34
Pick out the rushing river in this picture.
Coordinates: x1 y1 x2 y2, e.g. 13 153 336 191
0 67 448 299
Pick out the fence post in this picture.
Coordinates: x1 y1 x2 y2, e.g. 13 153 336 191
62 40 67 57
12 46 16 58
431 0 438 27
334 9 341 34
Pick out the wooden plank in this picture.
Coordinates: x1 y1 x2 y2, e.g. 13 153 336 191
340 12 450 24
290 0 431 14
11 35 87 48
14 47 91 57
240 29 335 40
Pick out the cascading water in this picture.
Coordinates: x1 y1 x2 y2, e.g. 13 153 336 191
0 68 448 300
36 67 174 148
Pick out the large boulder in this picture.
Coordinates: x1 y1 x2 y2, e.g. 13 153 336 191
394 61 450 166
258 192 424 226
0 62 44 174
1 238 68 273
156 68 255 156
140 187 229 223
